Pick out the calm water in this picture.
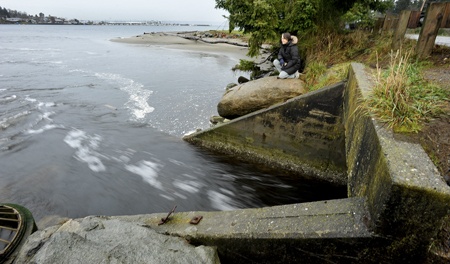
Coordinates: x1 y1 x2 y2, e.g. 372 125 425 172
0 25 345 225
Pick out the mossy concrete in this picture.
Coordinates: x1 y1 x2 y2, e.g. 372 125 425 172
344 63 450 262
184 82 348 185
116 197 384 263
179 62 450 263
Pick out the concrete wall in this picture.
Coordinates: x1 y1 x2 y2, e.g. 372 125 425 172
134 197 380 263
180 63 450 263
184 82 348 186
344 63 450 261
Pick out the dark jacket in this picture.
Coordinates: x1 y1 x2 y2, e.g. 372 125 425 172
278 36 302 75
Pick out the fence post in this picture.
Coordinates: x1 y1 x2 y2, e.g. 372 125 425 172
416 2 446 59
443 2 450 28
392 10 412 50
382 14 398 33
408 10 421 28
374 16 385 34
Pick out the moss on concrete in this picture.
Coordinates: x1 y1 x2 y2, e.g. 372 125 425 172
345 63 450 262
179 63 450 262
131 198 385 263
184 82 348 185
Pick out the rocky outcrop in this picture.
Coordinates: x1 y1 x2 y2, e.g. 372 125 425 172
13 215 220 264
217 76 305 118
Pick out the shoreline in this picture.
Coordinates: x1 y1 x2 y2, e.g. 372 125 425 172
110 31 252 62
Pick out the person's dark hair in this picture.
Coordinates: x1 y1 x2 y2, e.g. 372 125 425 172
282 33 291 41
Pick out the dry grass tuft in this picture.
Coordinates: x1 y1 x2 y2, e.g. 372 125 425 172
365 49 449 132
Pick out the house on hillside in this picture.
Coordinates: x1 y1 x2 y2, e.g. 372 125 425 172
5 17 23 23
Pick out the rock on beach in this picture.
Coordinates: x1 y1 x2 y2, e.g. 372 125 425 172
14 216 220 264
217 76 306 119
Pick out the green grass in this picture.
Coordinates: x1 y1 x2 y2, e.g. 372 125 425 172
406 28 450 36
299 30 448 133
304 62 349 91
365 50 449 133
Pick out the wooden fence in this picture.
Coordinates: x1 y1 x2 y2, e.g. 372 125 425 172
378 2 450 58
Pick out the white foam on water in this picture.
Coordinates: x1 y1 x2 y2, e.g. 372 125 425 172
27 124 63 135
0 111 31 130
22 96 67 135
219 187 235 196
181 173 199 180
0 95 17 103
207 190 237 211
125 160 163 190
183 130 199 137
118 155 130 163
42 112 54 120
94 72 154 121
26 94 59 109
38 102 57 108
110 148 136 163
12 47 61 52
64 129 106 172
173 179 202 194
69 69 87 74
39 60 63 65
168 158 186 166
174 192 187 200
160 193 175 201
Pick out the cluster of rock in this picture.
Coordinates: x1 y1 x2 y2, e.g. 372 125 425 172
13 216 219 263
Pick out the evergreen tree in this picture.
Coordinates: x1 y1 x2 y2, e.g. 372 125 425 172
413 0 424 10
215 0 393 56
0 7 9 18
394 0 412 13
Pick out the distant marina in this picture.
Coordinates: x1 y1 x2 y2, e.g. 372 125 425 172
2 16 211 26
105 21 211 26
1 6 217 26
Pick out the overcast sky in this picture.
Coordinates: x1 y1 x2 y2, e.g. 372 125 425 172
1 0 229 23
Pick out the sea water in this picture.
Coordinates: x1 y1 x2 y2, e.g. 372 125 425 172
0 25 345 223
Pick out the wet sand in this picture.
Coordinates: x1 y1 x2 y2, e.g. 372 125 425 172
110 32 252 61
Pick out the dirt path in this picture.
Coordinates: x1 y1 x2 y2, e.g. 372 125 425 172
419 52 450 183
418 50 450 259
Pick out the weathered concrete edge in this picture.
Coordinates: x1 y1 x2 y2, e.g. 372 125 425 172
121 198 370 238
115 197 377 263
184 82 348 185
344 62 450 259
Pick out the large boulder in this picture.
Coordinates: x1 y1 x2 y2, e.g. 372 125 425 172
14 216 220 264
217 76 305 118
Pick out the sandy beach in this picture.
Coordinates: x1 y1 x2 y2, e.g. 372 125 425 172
111 31 253 62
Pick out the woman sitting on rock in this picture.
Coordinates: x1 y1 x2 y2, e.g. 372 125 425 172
273 32 302 79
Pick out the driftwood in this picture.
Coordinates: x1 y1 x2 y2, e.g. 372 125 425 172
174 33 249 47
